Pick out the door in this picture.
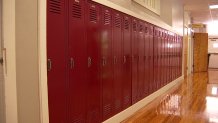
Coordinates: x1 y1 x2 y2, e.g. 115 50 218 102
47 0 68 122
69 0 87 122
138 21 145 100
144 23 149 96
101 6 114 121
193 33 208 72
122 15 132 109
131 18 138 104
112 11 123 113
0 0 5 122
86 2 101 123
148 24 154 94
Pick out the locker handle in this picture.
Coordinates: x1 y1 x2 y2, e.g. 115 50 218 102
114 56 117 64
70 58 74 69
88 57 92 68
47 59 52 72
102 57 106 66
123 56 126 64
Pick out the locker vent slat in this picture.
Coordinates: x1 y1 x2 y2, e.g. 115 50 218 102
133 22 137 31
49 0 61 14
72 116 84 123
114 14 121 28
114 100 121 111
103 104 111 116
124 19 129 30
104 10 111 25
90 8 97 23
124 95 130 106
72 2 82 19
139 24 143 32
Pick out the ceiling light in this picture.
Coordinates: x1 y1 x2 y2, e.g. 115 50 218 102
209 5 218 9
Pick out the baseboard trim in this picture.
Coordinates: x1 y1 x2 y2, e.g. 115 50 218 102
103 75 184 123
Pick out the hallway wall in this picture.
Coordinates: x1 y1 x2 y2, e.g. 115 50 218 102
3 0 18 122
3 0 40 123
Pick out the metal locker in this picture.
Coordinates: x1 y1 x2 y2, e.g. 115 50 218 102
68 0 87 122
85 1 102 123
138 21 145 101
157 28 162 89
131 18 139 104
144 23 149 96
47 0 68 122
160 29 164 87
148 24 154 94
153 27 159 91
122 15 132 109
100 6 114 121
112 10 123 113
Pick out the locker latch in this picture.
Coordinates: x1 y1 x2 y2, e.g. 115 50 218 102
47 59 52 72
70 58 75 69
88 57 92 68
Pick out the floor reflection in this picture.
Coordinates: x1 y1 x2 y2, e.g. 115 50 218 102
123 71 218 123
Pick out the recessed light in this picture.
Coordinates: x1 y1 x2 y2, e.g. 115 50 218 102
209 5 218 9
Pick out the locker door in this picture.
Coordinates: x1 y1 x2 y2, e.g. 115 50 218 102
112 11 123 113
144 23 149 96
149 24 154 94
169 35 173 82
47 0 68 122
160 30 164 87
157 29 161 89
85 2 102 123
138 21 145 100
164 31 168 85
122 15 132 109
101 6 114 121
131 18 139 104
69 0 87 122
153 27 159 92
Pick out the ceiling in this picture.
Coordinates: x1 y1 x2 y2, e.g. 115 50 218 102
183 0 218 24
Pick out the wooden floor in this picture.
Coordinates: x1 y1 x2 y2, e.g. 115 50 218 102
123 71 218 123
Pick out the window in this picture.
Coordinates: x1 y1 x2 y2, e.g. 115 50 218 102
133 0 160 15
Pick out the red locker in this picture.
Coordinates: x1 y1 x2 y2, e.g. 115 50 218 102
160 29 164 87
153 27 159 91
138 21 145 100
101 6 114 121
68 0 87 122
112 11 123 113
47 0 68 122
157 28 162 89
122 15 132 109
131 18 139 104
85 2 102 123
148 24 154 94
144 23 149 96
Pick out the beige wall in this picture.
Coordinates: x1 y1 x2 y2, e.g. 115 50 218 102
96 0 183 35
3 0 18 123
3 0 40 123
15 0 41 123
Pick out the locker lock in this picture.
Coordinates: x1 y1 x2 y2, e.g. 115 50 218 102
123 56 126 64
102 57 106 66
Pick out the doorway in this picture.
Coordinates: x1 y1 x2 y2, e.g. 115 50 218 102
193 33 208 72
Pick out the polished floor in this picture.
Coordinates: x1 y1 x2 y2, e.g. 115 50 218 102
123 70 218 123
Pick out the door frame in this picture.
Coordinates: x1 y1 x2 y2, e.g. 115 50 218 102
0 0 6 122
38 0 49 123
